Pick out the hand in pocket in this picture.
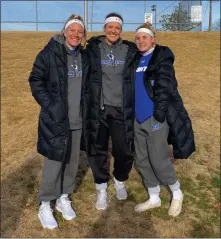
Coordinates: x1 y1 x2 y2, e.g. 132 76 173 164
47 99 66 123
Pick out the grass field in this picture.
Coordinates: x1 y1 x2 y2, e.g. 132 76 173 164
1 31 220 238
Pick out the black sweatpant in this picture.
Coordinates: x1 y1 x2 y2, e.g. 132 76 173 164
88 105 134 184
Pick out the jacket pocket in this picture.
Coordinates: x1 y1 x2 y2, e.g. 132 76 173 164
47 99 66 123
40 110 67 138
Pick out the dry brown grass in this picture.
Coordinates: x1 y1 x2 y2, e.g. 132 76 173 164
1 31 220 238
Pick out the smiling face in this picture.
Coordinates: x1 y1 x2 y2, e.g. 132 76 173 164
104 21 122 45
135 32 156 53
64 22 84 47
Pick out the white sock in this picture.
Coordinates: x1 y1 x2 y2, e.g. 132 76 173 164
60 194 68 198
172 189 183 200
149 194 161 204
41 201 50 206
96 183 107 191
148 185 161 204
169 181 183 200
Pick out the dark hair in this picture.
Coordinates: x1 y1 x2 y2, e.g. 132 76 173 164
62 14 87 38
105 12 124 22
136 22 156 37
104 12 124 31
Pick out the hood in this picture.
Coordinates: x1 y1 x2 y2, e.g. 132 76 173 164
87 35 136 50
87 35 104 44
44 34 65 58
53 33 66 45
45 33 82 57
87 35 123 46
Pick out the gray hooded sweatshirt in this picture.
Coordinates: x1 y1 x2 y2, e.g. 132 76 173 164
98 37 128 107
53 34 82 130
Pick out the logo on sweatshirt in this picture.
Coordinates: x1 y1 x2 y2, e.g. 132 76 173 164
68 64 82 78
101 54 125 67
136 66 147 72
152 123 160 131
107 53 114 61
150 80 155 86
71 64 78 70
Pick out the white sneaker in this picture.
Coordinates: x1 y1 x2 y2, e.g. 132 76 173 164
134 199 161 212
96 189 108 210
113 177 127 200
55 196 76 220
38 204 58 230
168 195 184 217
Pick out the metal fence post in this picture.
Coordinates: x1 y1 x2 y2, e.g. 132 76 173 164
84 0 88 31
36 0 38 31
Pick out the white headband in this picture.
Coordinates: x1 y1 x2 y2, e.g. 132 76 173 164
65 19 84 30
104 16 123 25
136 28 154 37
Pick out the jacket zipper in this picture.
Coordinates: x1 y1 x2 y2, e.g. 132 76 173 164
91 45 104 112
119 48 136 141
63 52 70 161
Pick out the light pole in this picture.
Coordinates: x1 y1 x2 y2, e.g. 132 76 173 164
36 0 38 31
200 0 202 31
151 4 156 30
84 0 88 31
91 0 94 31
208 0 212 31
144 1 146 16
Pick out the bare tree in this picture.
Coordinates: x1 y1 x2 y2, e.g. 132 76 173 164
159 5 192 31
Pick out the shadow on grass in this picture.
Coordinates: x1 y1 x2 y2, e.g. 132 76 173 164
86 192 159 238
0 150 90 237
84 139 158 238
0 152 42 237
74 151 90 193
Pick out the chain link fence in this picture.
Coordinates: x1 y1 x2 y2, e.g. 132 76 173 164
1 1 203 32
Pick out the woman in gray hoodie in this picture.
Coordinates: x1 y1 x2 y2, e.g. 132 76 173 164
29 14 90 229
85 12 137 211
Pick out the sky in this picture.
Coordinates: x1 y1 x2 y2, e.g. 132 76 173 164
1 1 220 32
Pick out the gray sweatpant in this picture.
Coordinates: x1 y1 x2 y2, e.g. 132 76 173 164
134 117 177 189
37 129 82 204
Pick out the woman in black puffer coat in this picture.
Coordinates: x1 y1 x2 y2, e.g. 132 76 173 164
29 14 90 229
132 22 195 218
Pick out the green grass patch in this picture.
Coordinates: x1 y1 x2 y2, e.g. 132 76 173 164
153 207 171 220
177 175 220 238
185 193 197 204
190 222 218 238
211 176 221 188
196 195 212 210
55 211 65 224
215 189 220 201
88 223 99 230
179 176 198 193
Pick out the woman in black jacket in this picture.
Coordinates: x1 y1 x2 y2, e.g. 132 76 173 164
85 12 137 210
29 14 90 229
133 23 195 217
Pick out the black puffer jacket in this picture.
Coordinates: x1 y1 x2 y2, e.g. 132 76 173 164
136 44 195 159
85 36 137 155
29 36 90 161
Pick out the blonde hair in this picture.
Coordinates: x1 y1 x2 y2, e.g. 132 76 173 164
136 22 156 47
136 22 156 37
62 14 87 38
